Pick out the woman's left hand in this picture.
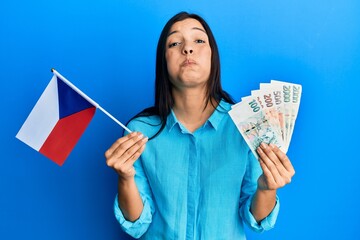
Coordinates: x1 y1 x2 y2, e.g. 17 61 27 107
256 143 295 191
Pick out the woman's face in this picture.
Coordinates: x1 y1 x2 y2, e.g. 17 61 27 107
165 18 212 90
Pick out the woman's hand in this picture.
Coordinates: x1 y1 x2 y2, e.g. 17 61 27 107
256 143 295 191
105 132 148 180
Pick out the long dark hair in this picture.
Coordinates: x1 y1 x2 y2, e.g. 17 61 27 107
128 11 234 139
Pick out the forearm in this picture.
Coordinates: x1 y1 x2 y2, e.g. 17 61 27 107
117 176 144 222
250 189 277 222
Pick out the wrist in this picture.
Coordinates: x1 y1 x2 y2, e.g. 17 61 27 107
118 175 136 188
256 188 276 196
254 188 277 208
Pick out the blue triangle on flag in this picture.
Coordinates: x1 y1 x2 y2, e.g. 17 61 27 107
57 77 94 119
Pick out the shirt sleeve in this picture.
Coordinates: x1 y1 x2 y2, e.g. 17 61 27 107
114 191 153 238
238 148 280 232
113 156 155 238
113 122 156 238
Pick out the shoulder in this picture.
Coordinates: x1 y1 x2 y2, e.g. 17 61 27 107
127 115 162 138
218 99 234 112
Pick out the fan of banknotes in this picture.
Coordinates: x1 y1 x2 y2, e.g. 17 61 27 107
229 80 302 159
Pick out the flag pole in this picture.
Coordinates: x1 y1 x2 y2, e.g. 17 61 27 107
51 68 132 133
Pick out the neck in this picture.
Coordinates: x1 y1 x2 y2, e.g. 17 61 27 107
172 87 216 132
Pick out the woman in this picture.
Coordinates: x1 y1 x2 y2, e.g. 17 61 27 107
105 12 295 239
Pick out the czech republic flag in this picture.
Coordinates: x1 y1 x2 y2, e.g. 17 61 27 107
16 73 96 166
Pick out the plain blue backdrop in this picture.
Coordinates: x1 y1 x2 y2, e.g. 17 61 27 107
1 0 360 239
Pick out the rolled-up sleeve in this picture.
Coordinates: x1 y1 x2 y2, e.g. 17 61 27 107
241 194 280 232
114 192 153 238
238 149 280 232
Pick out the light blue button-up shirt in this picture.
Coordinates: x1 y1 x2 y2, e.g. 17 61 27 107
114 100 279 239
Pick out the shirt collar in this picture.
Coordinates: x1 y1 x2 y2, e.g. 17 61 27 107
166 99 231 132
167 109 178 132
207 99 231 130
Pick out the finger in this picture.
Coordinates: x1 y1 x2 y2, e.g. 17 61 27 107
269 144 295 176
267 143 294 184
106 133 145 166
105 132 139 158
258 158 276 186
258 144 294 186
258 143 286 173
257 146 285 185
259 143 284 169
121 137 148 166
119 143 146 173
111 132 145 158
260 143 293 180
113 141 147 176
113 161 136 177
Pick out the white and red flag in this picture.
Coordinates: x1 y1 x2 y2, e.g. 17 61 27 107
16 69 130 166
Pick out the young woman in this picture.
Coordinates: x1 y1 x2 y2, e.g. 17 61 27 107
105 12 295 239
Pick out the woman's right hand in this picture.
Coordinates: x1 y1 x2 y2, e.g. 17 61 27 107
105 132 148 180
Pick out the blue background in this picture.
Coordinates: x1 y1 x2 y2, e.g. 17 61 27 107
1 0 359 239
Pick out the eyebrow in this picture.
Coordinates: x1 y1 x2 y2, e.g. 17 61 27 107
167 27 207 37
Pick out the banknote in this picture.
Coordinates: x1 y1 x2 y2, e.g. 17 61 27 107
229 98 286 159
229 80 302 158
270 80 302 148
259 83 287 151
288 82 302 145
251 89 283 143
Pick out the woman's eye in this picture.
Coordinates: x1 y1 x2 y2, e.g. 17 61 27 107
168 42 180 48
195 39 205 44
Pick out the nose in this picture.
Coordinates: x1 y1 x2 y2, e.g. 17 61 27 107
182 44 193 55
183 49 193 54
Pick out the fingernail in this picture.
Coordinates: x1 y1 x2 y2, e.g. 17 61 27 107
269 143 275 149
257 147 263 154
138 133 144 139
260 142 267 149
142 137 148 142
